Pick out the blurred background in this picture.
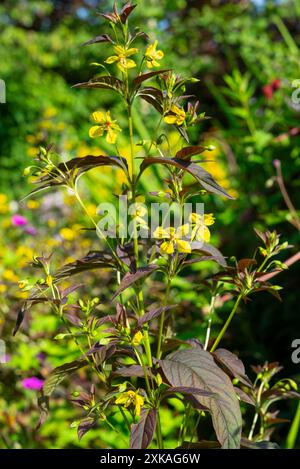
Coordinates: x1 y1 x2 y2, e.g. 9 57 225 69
0 0 300 449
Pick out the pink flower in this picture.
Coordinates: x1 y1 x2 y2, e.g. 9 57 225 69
12 214 28 227
21 377 44 391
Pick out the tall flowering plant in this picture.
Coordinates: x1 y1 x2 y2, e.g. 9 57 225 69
17 2 298 449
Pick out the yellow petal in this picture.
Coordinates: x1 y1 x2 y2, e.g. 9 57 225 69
176 239 191 253
125 58 136 69
132 331 143 346
125 47 139 57
189 212 201 224
114 45 125 55
111 122 122 132
164 114 177 124
105 55 118 64
160 240 174 255
176 223 190 237
204 213 215 226
155 50 164 59
89 125 104 138
92 111 105 123
115 395 127 405
106 128 117 144
135 395 144 416
194 225 211 243
153 226 169 239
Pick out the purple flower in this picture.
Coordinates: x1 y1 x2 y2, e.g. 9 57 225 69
24 225 37 236
273 159 281 169
12 214 28 227
21 376 44 391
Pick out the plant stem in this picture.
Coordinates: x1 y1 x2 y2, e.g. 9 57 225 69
134 347 152 396
204 294 216 350
74 187 120 266
127 100 153 369
210 294 243 352
189 413 201 443
156 411 164 449
286 401 300 448
275 161 300 231
119 407 131 433
156 279 171 359
248 380 264 440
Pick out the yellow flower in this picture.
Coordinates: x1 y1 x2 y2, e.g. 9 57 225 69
106 45 138 72
153 224 191 255
89 111 122 144
0 194 9 214
132 331 143 347
145 40 164 68
46 275 53 287
115 390 144 416
43 106 57 119
27 200 40 210
59 227 75 241
130 202 148 228
189 213 215 243
164 105 186 126
2 269 19 283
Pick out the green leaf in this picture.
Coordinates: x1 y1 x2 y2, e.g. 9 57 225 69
160 348 242 448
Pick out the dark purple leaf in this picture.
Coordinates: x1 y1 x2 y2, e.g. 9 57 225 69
112 265 158 300
237 258 257 272
73 76 124 94
120 2 137 23
113 365 154 378
82 34 113 46
137 305 173 328
190 242 227 267
133 70 170 88
234 387 255 406
213 348 252 387
130 408 157 449
179 440 220 449
43 359 88 397
116 243 135 270
139 157 233 199
55 251 115 280
85 342 116 363
78 418 97 440
175 146 206 160
99 12 118 23
241 438 280 449
137 88 163 113
163 386 215 398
